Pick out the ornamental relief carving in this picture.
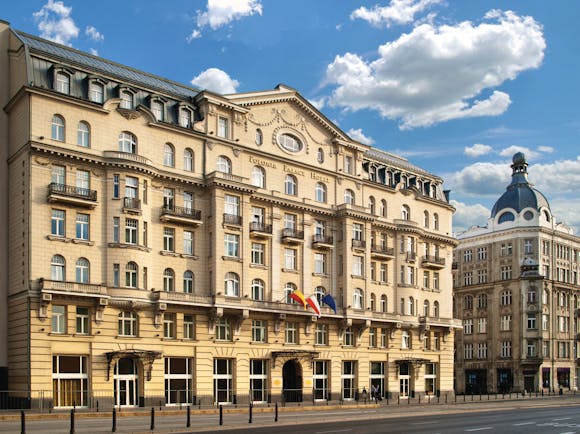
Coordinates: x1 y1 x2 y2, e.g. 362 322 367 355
33 156 51 166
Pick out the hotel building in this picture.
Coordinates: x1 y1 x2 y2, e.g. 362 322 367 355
454 153 580 394
0 21 458 408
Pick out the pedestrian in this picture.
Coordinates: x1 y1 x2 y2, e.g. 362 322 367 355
361 387 368 403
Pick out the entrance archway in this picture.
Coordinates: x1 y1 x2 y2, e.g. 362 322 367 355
282 359 303 402
114 357 139 407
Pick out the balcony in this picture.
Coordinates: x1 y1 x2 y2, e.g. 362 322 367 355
123 197 141 214
281 228 304 244
223 213 242 227
351 239 366 250
249 222 272 237
406 251 417 262
48 183 97 208
103 150 152 166
40 279 107 297
422 255 446 269
312 234 334 249
160 205 202 226
371 244 395 259
151 290 213 306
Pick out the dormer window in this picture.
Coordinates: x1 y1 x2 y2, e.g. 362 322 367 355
218 116 229 139
55 71 70 94
119 88 135 110
87 77 106 103
178 105 193 128
151 99 164 122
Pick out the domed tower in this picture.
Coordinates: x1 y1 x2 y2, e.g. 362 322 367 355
490 152 551 224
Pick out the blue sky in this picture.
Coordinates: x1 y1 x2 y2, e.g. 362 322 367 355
4 0 580 233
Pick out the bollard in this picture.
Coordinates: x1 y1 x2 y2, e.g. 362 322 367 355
186 405 191 428
70 409 75 434
249 403 253 423
275 402 278 422
219 405 223 426
20 410 25 434
112 408 117 433
398 395 400 405
96 400 99 413
150 407 155 431
418 394 421 404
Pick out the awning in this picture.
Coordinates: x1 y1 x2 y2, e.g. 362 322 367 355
105 349 162 381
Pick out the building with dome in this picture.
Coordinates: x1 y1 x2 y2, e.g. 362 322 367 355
453 153 580 394
0 21 459 409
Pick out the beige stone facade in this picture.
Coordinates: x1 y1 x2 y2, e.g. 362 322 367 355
0 22 458 408
453 154 580 394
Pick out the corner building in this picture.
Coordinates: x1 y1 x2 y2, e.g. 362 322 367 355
0 22 458 408
454 153 580 394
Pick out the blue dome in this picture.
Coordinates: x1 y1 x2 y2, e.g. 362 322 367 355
490 154 551 218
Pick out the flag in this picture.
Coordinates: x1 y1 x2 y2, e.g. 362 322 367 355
322 294 337 313
289 289 307 308
306 295 321 317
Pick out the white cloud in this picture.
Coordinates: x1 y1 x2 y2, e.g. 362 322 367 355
89 48 98 56
186 29 202 43
33 0 79 46
499 145 544 160
309 97 327 110
350 0 441 28
347 128 375 145
530 157 580 194
464 143 492 158
85 25 104 42
538 145 554 153
446 161 510 197
450 200 490 234
196 0 262 30
190 68 239 94
325 10 545 129
550 198 580 235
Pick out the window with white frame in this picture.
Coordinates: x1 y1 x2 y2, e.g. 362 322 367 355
76 307 89 335
477 342 488 359
252 320 267 343
183 315 195 339
500 314 512 331
213 358 233 404
125 262 138 288
151 100 164 122
500 243 513 256
527 340 538 357
118 132 137 154
183 271 194 293
313 360 329 400
224 233 240 257
183 230 193 255
477 247 487 260
477 317 487 333
463 319 473 334
163 313 176 338
184 149 194 171
343 327 355 346
342 361 356 400
75 258 89 283
285 321 298 344
463 249 472 262
527 313 537 329
77 121 90 147
401 330 410 349
284 175 297 195
284 248 297 270
314 253 326 274
380 263 388 282
217 156 232 174
52 305 66 333
163 227 175 252
119 90 134 109
425 363 437 395
118 311 138 336
52 356 88 407
89 81 104 103
163 143 175 167
251 279 264 301
500 266 512 280
353 288 364 309
217 117 229 138
51 209 65 237
51 115 65 141
315 323 328 345
284 283 297 304
224 272 239 297
165 358 193 405
315 182 327 202
55 71 70 94
51 255 66 281
352 256 364 277
251 166 266 188
344 189 354 204
224 194 239 216
255 129 263 145
215 318 232 341
501 341 512 358
464 344 473 359
250 360 268 403
500 290 512 306
179 106 192 128
251 242 265 265
163 268 175 292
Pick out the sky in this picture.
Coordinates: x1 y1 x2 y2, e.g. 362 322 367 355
3 0 580 234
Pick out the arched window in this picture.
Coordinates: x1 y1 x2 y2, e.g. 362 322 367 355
119 90 134 109
224 272 239 297
408 297 415 315
317 147 324 163
424 211 429 228
433 301 440 318
51 254 65 281
543 210 551 222
118 311 138 336
163 143 175 167
125 262 138 288
184 148 194 171
183 271 194 293
118 132 136 154
344 189 354 205
498 212 515 224
255 129 263 145
251 279 264 301
370 293 376 311
380 199 387 218
423 300 430 317
77 121 90 147
380 295 387 313
401 205 410 221
353 288 364 309
51 115 65 141
315 182 327 203
368 196 376 214
75 258 90 283
433 213 439 230
217 156 231 174
314 286 325 304
55 71 70 94
252 166 266 188
285 175 297 196
163 268 175 292
284 282 297 303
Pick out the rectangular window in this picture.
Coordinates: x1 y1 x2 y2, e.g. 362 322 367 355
527 313 537 330
380 263 388 282
313 361 329 401
75 213 89 240
184 315 195 340
164 227 175 252
501 341 512 358
370 362 385 399
252 320 267 343
401 330 410 349
165 358 193 405
51 209 65 237
464 344 473 360
463 250 472 262
542 314 550 331
433 272 439 290
113 174 120 198
477 269 487 284
125 176 138 199
314 253 326 274
56 72 69 94
477 247 487 260
501 266 512 280
478 317 487 334
477 343 488 359
52 306 66 334
500 243 513 256
250 360 268 403
215 318 231 341
424 363 437 395
344 156 353 174
380 328 388 348
423 271 429 288
315 324 328 345
76 170 90 191
528 340 538 358
89 82 104 103
113 217 120 243
500 315 512 331
183 231 193 255
342 361 356 400
218 117 229 138
125 219 138 244
352 223 363 241
524 239 533 254
251 242 265 265
163 313 176 339
213 359 233 404
285 322 298 344
224 233 240 257
463 319 473 334
343 327 354 346
224 195 240 216
52 165 66 185
464 272 473 286
52 356 88 407
352 256 364 277
113 263 120 287
368 327 377 348
75 307 89 335
284 248 297 270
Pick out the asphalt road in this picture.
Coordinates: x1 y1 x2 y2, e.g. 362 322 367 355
2 398 580 433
